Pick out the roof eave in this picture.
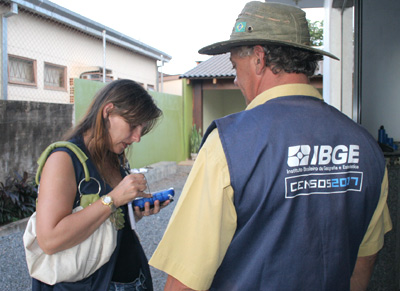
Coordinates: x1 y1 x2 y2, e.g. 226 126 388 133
179 75 235 80
8 0 172 62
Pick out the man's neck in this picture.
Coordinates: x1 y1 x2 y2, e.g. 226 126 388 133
258 70 309 95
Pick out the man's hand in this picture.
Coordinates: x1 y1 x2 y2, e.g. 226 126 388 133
164 275 204 291
350 253 377 291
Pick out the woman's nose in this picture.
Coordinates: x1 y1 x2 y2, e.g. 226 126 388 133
131 125 142 143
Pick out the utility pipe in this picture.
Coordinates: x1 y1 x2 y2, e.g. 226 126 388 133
2 2 18 100
102 30 106 83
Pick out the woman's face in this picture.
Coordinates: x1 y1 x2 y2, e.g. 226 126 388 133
107 114 143 154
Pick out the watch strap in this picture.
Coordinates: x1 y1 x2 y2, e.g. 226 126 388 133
101 195 117 213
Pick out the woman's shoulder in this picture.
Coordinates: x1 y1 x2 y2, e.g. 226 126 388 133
46 137 87 180
49 137 85 157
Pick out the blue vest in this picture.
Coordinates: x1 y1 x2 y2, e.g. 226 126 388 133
204 96 385 291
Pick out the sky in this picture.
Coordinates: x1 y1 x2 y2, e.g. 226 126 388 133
50 0 323 75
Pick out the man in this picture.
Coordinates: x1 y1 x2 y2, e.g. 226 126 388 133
150 2 392 290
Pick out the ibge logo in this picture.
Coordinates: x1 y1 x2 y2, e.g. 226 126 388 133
285 144 363 198
287 145 311 167
287 145 360 167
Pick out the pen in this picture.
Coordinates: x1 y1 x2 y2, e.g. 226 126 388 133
128 168 150 230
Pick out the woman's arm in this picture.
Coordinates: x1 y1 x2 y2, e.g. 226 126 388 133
35 151 151 254
35 151 112 254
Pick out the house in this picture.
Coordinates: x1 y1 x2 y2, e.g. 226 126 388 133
0 0 172 103
181 53 323 131
181 53 243 131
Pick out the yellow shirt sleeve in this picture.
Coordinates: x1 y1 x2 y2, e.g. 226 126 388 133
358 168 392 256
149 129 236 290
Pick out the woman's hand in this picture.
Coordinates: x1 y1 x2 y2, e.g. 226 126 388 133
134 199 172 221
110 174 152 207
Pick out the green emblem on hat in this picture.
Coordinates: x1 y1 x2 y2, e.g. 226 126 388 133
235 22 246 32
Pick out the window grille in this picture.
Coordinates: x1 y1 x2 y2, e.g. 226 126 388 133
44 62 67 90
8 55 37 86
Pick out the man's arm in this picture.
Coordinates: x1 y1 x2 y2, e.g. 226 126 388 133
165 275 207 291
350 253 377 291
151 130 236 290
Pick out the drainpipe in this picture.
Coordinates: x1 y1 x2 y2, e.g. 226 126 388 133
102 30 106 83
2 2 18 100
339 0 348 112
159 55 164 93
352 0 362 123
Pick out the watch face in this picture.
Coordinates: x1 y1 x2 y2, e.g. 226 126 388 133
103 196 112 204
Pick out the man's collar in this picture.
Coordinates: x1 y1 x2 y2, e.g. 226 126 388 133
246 84 323 110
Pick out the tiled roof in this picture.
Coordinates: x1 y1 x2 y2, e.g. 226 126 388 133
181 53 235 79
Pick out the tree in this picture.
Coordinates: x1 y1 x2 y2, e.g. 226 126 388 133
308 20 324 47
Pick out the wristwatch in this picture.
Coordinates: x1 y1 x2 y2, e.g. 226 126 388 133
101 195 117 213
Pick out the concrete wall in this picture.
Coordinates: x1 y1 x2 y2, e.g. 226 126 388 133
0 100 73 182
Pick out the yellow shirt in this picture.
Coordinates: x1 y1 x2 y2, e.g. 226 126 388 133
149 84 392 290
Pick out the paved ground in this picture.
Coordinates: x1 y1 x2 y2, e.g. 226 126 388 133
0 164 192 291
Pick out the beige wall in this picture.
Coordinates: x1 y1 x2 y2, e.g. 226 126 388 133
3 9 157 103
203 89 246 129
159 75 183 96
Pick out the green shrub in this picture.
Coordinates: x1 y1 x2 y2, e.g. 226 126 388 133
0 171 37 225
190 124 202 154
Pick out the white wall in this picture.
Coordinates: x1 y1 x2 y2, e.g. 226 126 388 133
3 8 157 103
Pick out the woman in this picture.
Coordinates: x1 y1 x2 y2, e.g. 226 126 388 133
33 79 167 290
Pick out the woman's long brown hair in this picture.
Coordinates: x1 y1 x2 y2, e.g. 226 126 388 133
63 79 162 184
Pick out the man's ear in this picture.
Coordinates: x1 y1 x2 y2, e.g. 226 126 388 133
103 103 114 118
253 45 265 74
253 45 265 59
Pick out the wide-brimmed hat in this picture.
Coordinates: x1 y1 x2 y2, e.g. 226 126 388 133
199 1 339 60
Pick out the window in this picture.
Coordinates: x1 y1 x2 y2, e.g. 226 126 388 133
8 55 37 86
44 62 67 90
80 68 113 83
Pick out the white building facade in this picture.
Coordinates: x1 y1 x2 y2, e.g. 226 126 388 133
0 0 171 103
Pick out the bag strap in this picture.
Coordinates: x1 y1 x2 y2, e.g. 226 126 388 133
35 141 90 185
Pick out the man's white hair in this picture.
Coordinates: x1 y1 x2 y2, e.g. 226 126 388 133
231 46 254 58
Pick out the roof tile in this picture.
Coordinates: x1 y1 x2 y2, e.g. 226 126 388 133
181 53 235 79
